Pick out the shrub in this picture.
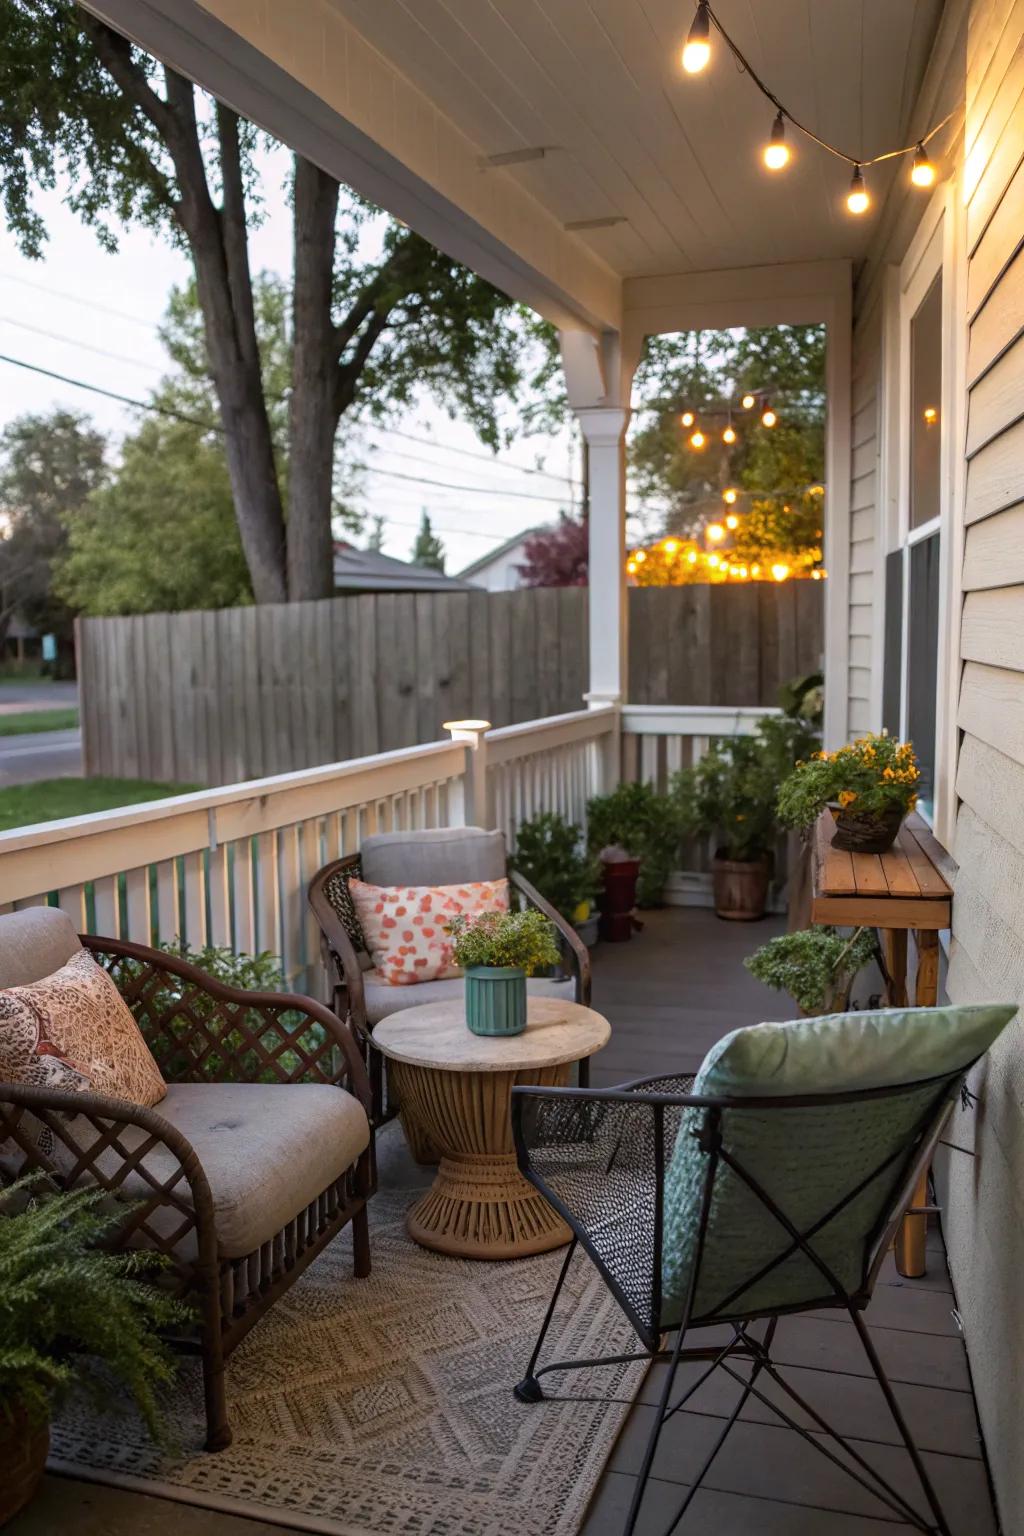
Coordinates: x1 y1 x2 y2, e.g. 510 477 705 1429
586 781 683 907
777 734 920 831
447 908 560 974
745 925 877 1015
511 813 600 922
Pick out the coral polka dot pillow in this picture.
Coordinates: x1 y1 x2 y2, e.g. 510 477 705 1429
349 877 510 986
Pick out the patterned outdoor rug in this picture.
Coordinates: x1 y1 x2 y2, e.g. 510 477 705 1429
49 1186 647 1536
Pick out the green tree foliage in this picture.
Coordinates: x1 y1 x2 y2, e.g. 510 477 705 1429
411 510 445 572
0 410 107 652
0 0 534 604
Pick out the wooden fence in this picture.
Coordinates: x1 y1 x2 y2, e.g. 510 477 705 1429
77 583 822 786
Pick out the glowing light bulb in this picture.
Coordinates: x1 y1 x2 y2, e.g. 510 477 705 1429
708 552 720 568
847 164 870 215
911 143 936 188
707 523 725 542
923 405 938 424
687 549 698 565
663 538 680 554
690 429 706 450
722 424 737 444
725 513 739 530
680 410 695 427
723 487 738 504
626 560 637 574
751 563 761 577
634 549 646 563
761 406 777 428
771 562 790 582
681 1 711 73
736 565 748 579
763 111 790 171
811 569 821 580
741 393 756 410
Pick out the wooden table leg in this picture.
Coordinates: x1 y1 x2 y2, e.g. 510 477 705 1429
894 928 941 1279
881 928 908 1006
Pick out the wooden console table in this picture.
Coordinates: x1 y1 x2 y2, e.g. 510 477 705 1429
810 809 954 1278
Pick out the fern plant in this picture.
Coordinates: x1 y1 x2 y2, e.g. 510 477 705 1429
0 1176 190 1434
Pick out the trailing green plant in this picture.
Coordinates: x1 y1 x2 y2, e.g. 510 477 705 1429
0 1175 190 1435
586 781 683 907
777 734 920 831
672 712 818 863
510 813 600 923
447 908 560 974
744 925 877 1015
157 941 285 990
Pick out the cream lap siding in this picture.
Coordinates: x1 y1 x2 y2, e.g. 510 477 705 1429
940 3 1024 1532
847 294 882 736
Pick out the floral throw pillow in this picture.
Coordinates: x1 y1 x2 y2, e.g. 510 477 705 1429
349 877 510 986
0 948 167 1108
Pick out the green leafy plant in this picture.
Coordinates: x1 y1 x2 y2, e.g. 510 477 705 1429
744 925 877 1015
672 712 818 863
777 734 920 831
586 782 683 907
0 1176 189 1434
511 813 600 923
158 941 285 991
447 909 560 974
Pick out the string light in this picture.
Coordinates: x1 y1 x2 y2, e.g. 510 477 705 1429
763 111 790 171
634 549 647 563
725 513 739 530
690 428 707 449
687 549 698 564
771 562 790 582
626 559 637 574
741 393 756 410
911 143 936 188
723 487 738 504
722 423 737 444
680 410 695 427
663 537 680 554
708 552 721 568
923 405 938 424
707 523 725 542
761 405 777 428
847 164 870 215
681 1 711 73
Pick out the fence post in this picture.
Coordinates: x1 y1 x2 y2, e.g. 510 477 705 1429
444 719 492 828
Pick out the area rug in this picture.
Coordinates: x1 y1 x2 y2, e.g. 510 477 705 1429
49 1187 647 1536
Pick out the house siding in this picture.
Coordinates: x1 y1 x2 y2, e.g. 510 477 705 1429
941 4 1024 1528
847 288 883 734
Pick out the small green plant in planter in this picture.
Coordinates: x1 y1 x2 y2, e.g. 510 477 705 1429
447 909 560 1037
745 925 877 1016
586 782 683 915
0 1177 189 1525
778 734 920 853
510 813 601 938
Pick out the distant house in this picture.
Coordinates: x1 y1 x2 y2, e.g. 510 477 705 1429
333 543 473 594
457 527 546 592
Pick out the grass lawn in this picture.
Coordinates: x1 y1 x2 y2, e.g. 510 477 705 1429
0 777 199 832
0 707 79 737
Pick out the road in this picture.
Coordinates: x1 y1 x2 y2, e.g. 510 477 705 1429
0 728 83 785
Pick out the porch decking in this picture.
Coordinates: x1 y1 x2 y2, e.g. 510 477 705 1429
14 908 994 1536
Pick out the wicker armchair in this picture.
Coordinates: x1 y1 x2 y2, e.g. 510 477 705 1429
308 827 592 1131
0 908 375 1453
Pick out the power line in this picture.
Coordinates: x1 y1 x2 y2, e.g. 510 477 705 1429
0 313 164 375
0 351 220 432
0 269 160 331
362 462 571 505
365 422 574 485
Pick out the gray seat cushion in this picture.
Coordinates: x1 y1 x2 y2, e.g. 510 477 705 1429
364 972 575 1025
124 1083 370 1258
0 907 82 988
361 827 506 888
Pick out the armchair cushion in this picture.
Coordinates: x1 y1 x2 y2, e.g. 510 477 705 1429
363 971 575 1025
125 1083 370 1258
361 827 505 887
0 907 82 988
350 876 509 985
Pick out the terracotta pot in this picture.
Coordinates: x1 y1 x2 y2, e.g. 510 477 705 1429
598 858 641 942
830 802 905 854
711 852 770 922
0 1408 49 1527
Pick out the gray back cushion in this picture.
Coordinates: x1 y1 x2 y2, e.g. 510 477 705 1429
360 827 506 887
0 907 83 989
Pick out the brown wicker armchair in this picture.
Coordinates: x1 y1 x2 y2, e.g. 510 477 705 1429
0 909 375 1453
308 827 592 1130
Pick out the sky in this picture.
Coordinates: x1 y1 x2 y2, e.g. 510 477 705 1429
0 143 585 577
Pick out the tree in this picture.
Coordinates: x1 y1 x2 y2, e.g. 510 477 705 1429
365 516 385 553
0 411 107 655
517 517 588 587
411 511 445 572
1 1 532 605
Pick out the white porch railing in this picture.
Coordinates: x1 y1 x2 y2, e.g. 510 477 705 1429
0 701 781 987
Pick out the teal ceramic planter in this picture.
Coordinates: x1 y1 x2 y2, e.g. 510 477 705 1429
464 965 527 1036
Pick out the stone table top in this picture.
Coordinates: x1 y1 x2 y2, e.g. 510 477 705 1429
372 996 611 1072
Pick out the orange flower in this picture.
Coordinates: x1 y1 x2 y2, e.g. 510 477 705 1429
838 790 858 808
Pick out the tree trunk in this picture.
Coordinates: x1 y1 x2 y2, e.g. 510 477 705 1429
288 158 341 602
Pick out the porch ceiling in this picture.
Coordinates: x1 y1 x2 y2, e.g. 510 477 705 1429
331 0 943 278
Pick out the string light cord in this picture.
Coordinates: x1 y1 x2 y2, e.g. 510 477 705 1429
703 2 956 169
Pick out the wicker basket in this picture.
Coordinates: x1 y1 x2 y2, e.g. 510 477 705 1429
831 802 905 854
0 1408 49 1527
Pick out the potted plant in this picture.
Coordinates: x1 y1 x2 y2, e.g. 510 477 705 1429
0 1177 188 1527
447 908 560 1037
586 782 683 939
672 714 815 922
777 734 920 853
510 813 602 946
745 925 877 1016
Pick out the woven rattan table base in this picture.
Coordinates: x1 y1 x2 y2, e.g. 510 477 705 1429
390 1060 570 1258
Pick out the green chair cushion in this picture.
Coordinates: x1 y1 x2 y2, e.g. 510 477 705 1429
661 1002 1017 1327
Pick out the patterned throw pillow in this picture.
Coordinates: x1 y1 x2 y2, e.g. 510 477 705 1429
349 877 510 986
0 948 167 1108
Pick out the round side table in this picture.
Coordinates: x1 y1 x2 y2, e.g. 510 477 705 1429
373 996 610 1260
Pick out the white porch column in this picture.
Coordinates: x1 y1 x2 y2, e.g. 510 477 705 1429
577 406 629 707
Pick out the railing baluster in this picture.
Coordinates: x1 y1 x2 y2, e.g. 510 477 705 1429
208 844 231 949
124 866 153 945
155 859 181 947
256 830 280 958
232 838 256 953
92 875 121 939
182 850 208 950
